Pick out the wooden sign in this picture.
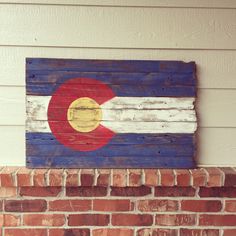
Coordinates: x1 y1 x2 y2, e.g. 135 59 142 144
26 58 197 168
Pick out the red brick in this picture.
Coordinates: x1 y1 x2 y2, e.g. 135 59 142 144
20 187 61 197
80 169 94 186
220 167 236 186
0 214 3 226
93 228 133 236
49 169 63 186
181 200 222 212
17 167 32 186
199 214 236 226
66 187 107 197
113 169 127 187
49 229 90 236
0 187 17 198
160 169 175 186
0 167 18 187
137 228 177 236
156 214 196 226
49 200 91 211
225 200 236 212
68 214 109 226
191 169 207 186
175 169 191 186
112 214 153 226
137 199 178 212
97 169 110 186
111 186 151 196
5 200 47 212
205 168 222 187
199 187 236 198
180 229 219 236
223 229 236 236
33 169 48 186
66 169 78 186
3 214 20 226
144 169 159 186
155 187 196 197
93 200 132 211
5 229 47 236
23 214 65 226
129 169 142 186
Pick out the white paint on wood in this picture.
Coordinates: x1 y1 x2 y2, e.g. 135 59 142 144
1 88 236 128
1 0 236 8
26 120 197 134
102 97 195 109
0 5 236 49
1 47 236 89
26 95 196 123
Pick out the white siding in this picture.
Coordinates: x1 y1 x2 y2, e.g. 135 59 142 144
0 1 235 166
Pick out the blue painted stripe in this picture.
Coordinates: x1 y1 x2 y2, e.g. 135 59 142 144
26 71 196 96
26 133 195 168
26 83 195 97
27 155 195 168
26 58 195 73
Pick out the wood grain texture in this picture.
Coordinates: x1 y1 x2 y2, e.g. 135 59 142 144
26 59 196 168
1 87 235 127
1 126 235 166
0 5 235 49
1 0 236 8
1 47 236 89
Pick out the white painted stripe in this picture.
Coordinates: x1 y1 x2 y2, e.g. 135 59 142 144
26 95 196 133
101 97 195 110
26 120 197 134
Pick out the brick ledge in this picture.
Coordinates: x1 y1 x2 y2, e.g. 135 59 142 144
0 167 236 188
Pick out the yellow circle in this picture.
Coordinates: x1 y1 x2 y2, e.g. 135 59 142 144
67 97 102 133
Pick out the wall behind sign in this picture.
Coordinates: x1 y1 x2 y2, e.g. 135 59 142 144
0 0 235 166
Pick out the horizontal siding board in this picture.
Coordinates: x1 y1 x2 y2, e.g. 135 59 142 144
1 87 235 127
1 0 236 9
1 47 236 89
0 5 236 49
0 126 235 166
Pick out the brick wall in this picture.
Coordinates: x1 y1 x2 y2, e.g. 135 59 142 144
0 167 236 236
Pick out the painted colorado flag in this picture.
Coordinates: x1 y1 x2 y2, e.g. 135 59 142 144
26 58 197 168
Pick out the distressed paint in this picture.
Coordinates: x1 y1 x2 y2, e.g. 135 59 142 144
26 58 197 168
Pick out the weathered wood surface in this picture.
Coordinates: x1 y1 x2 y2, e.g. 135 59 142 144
26 58 197 168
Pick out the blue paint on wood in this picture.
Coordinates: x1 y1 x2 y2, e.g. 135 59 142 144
26 58 197 168
27 155 195 168
27 83 195 97
26 133 194 145
26 58 196 73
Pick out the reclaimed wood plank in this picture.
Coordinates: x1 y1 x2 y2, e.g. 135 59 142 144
26 155 195 168
26 120 197 133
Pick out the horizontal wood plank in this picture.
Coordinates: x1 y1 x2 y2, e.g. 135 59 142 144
26 120 197 134
1 47 236 89
1 0 236 8
1 87 234 127
0 5 235 49
26 155 195 168
0 126 235 166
